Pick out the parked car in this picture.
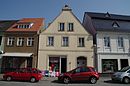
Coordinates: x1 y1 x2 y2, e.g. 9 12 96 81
3 68 42 83
111 66 130 84
58 66 99 84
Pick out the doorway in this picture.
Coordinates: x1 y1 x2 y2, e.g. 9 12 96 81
77 56 87 67
49 56 67 73
120 59 128 69
61 58 67 73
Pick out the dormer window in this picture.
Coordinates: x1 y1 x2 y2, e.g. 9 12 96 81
17 23 33 29
105 12 111 18
112 21 119 28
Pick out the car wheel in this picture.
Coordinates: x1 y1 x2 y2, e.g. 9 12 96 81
89 77 97 84
63 77 70 84
6 76 12 81
123 77 130 84
30 77 36 83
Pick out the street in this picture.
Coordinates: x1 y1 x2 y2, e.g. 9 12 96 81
0 77 130 86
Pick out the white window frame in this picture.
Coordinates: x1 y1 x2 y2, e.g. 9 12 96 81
118 37 124 48
27 37 34 46
17 37 24 46
47 36 54 46
62 37 69 47
78 37 85 47
7 37 15 46
68 23 74 31
59 23 65 31
104 36 110 48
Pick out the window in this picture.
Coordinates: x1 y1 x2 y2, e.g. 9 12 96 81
68 23 73 31
0 36 2 45
104 37 110 47
17 23 33 29
62 37 69 47
47 37 54 46
59 23 65 31
27 38 34 46
78 37 85 47
118 37 124 48
7 37 15 46
17 37 24 46
112 21 119 28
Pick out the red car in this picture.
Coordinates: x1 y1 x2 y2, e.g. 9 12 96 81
3 68 42 82
58 66 99 84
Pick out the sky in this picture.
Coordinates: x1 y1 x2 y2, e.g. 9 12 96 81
0 0 130 25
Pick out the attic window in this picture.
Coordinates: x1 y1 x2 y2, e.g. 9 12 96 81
17 23 33 29
105 12 111 18
112 21 119 28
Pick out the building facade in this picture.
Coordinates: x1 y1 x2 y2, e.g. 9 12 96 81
0 20 17 73
83 12 130 73
38 5 94 73
2 18 44 72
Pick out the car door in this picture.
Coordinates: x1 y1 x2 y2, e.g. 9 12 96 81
19 68 31 80
12 70 20 80
80 67 92 81
71 67 84 81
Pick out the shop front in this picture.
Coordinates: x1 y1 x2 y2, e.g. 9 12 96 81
101 59 129 73
1 53 33 73
49 56 67 74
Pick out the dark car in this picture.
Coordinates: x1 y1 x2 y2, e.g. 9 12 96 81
58 66 99 84
3 68 42 82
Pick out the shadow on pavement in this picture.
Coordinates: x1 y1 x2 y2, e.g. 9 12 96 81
104 80 123 84
51 80 93 84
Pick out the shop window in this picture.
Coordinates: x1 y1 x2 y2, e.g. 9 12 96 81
49 57 59 72
102 59 118 73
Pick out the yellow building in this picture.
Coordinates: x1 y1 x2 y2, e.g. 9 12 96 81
38 5 94 73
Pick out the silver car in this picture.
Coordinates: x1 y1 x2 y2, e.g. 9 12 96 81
111 66 130 84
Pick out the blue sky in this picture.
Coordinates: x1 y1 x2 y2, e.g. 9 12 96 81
0 0 130 25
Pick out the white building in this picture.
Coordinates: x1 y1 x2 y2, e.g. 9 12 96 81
83 12 130 73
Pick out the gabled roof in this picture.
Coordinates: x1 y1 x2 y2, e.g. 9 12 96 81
85 12 130 32
0 20 18 32
7 18 44 32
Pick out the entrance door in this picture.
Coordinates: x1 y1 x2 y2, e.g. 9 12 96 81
61 58 67 73
120 59 128 69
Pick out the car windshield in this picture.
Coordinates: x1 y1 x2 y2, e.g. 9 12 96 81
118 66 130 72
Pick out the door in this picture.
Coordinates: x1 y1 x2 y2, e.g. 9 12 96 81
71 67 83 81
61 58 67 73
120 59 128 69
18 68 31 80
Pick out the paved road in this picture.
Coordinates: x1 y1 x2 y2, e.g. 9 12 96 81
0 77 130 86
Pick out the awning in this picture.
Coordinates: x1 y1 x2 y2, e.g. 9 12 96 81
2 53 33 57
